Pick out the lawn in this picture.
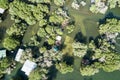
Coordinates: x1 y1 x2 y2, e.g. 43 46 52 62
0 13 14 48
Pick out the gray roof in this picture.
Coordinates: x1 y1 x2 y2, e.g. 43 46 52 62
0 50 6 59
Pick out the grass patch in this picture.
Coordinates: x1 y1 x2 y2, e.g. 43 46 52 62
22 23 39 44
62 36 73 56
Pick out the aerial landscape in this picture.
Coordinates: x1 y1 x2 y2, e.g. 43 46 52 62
0 0 120 80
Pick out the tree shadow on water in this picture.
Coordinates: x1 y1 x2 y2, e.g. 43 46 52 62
84 77 93 80
99 12 120 25
0 26 6 41
47 65 58 80
63 54 74 65
74 32 87 44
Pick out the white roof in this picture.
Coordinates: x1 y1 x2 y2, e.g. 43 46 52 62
15 49 24 61
0 8 5 14
0 50 6 59
21 60 37 76
99 6 108 14
91 0 95 3
56 36 62 41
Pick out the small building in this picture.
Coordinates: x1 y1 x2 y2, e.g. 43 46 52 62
91 0 95 3
15 49 24 62
56 36 62 41
0 8 5 14
21 60 37 76
99 6 108 14
0 50 6 59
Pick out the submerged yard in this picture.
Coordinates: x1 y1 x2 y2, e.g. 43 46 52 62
55 0 120 80
0 0 120 80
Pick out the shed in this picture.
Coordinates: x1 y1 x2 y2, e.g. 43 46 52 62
0 8 5 14
91 0 95 3
21 60 37 76
56 36 62 41
0 50 6 59
15 49 24 62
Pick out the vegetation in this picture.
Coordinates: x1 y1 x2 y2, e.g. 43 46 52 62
0 58 11 78
0 0 120 80
56 62 74 74
99 18 120 34
72 42 87 58
3 37 20 50
0 0 9 9
29 68 42 80
54 0 65 6
6 23 27 36
108 0 120 9
9 0 49 25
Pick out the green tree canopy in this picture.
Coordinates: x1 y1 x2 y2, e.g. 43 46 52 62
80 65 99 76
72 42 88 58
29 68 42 80
6 23 26 36
28 0 50 4
3 37 20 50
0 0 9 9
9 0 49 25
56 62 74 74
99 18 120 34
49 14 64 25
54 0 65 6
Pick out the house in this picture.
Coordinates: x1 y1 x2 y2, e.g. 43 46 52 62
91 0 95 4
99 6 108 14
15 49 24 62
56 36 62 41
0 8 5 14
21 60 37 76
0 50 6 59
56 36 62 46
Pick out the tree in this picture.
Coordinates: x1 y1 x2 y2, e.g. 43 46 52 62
107 0 120 9
29 35 40 46
72 42 87 58
9 0 49 25
6 23 26 36
99 52 120 72
89 4 98 14
0 0 9 9
49 14 64 25
39 19 47 27
37 28 47 37
99 19 120 34
0 58 11 78
56 62 73 74
3 37 20 50
28 0 51 4
29 68 42 80
80 65 99 76
47 38 55 45
66 25 75 34
54 0 65 6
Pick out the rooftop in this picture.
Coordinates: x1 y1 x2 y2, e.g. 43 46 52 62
21 60 37 76
15 49 24 62
0 50 6 59
0 8 5 14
